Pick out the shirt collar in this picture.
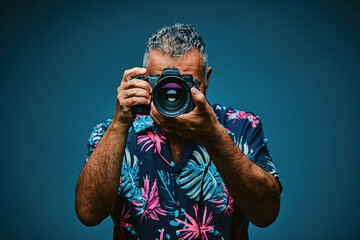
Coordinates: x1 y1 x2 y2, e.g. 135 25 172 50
132 115 156 133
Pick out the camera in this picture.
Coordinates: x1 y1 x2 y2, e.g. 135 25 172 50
132 67 199 117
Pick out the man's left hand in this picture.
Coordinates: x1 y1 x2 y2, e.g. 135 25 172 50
150 87 223 145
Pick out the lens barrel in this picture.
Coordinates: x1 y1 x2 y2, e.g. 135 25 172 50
132 67 197 117
153 76 192 117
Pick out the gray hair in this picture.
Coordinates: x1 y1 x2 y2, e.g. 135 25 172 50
143 23 208 76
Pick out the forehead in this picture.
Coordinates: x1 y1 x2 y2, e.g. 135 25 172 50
147 49 204 76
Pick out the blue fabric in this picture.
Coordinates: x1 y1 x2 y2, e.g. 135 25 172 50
86 103 280 240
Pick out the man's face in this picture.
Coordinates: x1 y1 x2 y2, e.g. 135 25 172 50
146 49 211 94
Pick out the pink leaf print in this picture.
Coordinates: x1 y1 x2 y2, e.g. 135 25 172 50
119 205 133 239
211 185 235 217
247 113 259 128
137 131 171 166
133 176 167 222
226 110 247 123
175 205 214 240
226 110 259 127
232 214 247 240
159 228 164 240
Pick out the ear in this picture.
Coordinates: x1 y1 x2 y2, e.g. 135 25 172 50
204 66 212 92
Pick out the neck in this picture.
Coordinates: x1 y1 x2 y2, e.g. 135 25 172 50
166 133 186 165
166 133 185 144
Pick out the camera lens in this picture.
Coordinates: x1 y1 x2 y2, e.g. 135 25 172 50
162 83 182 103
165 90 177 102
153 77 191 117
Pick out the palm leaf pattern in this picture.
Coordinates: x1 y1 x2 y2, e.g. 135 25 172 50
86 119 112 161
177 146 223 201
131 175 167 222
175 204 213 240
120 148 142 200
265 156 279 178
118 205 139 239
236 136 253 159
156 228 171 240
211 185 235 217
226 109 260 128
133 115 153 133
137 131 172 166
175 204 224 240
157 169 176 215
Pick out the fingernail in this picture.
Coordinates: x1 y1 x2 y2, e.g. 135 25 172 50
141 68 147 72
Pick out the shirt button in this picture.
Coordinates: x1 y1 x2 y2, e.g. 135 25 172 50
174 174 179 178
176 202 180 207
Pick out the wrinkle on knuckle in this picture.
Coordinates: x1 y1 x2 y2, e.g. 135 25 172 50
122 81 129 89
117 94 124 102
126 81 133 88
118 99 125 107
130 98 137 105
128 89 136 96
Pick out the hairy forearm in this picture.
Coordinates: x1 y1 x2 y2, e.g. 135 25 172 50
203 123 281 227
75 120 129 226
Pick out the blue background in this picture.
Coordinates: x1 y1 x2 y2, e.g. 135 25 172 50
1 0 359 239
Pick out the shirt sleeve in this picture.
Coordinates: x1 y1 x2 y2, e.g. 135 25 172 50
85 119 113 163
214 104 280 183
236 116 280 181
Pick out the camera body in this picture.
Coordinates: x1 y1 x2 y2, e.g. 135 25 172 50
132 67 199 117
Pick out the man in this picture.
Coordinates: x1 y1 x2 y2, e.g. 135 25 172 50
76 23 282 240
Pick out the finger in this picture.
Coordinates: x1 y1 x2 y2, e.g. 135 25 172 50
150 102 182 129
150 111 182 137
124 79 152 93
123 88 151 100
149 106 161 128
120 97 150 108
122 67 147 82
150 102 169 126
191 88 208 112
150 102 161 122
150 113 177 135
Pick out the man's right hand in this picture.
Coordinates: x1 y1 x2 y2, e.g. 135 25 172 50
113 67 151 127
76 68 151 226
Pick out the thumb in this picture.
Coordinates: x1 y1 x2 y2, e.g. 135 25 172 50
191 88 208 111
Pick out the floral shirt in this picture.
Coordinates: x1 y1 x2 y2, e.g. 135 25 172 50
85 104 280 240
